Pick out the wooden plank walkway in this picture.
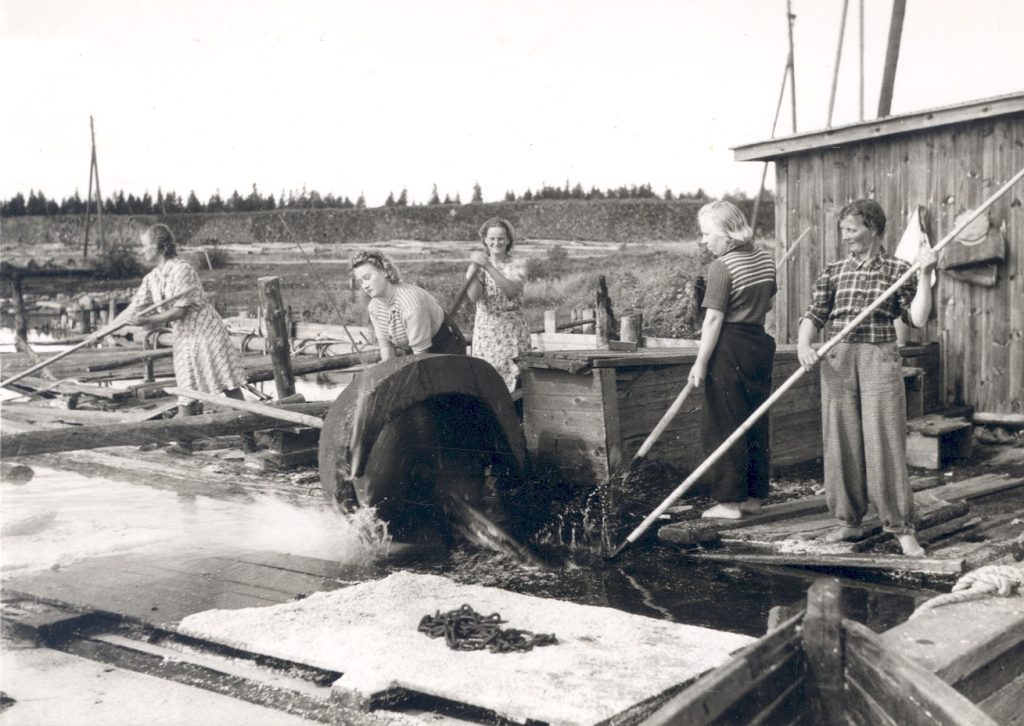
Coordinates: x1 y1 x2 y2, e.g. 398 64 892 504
658 473 1024 583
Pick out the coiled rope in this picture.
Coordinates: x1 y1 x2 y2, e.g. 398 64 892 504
418 604 557 653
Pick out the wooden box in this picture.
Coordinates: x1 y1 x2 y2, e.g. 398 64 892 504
520 345 822 508
906 415 973 470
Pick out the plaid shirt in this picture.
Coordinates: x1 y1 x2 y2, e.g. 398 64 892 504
801 251 917 343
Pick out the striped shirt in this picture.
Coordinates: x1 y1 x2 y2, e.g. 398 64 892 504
801 251 917 343
702 243 778 325
367 283 445 354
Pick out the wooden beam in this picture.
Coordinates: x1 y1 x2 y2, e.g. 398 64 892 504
685 551 965 577
7 376 133 401
876 0 906 118
164 386 323 429
732 93 1024 161
803 579 845 724
0 402 330 457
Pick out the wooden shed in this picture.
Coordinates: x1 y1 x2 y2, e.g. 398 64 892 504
734 93 1024 415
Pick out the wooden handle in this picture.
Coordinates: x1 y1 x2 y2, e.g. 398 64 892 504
164 386 323 429
448 264 478 317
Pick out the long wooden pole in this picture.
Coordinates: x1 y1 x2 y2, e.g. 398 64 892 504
90 116 106 255
751 52 793 237
621 382 694 478
608 166 1024 559
877 0 907 118
164 386 323 429
786 0 797 132
827 0 850 128
0 402 330 458
449 265 478 317
0 287 195 389
777 226 813 267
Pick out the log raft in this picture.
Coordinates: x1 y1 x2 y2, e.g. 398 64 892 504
0 402 330 457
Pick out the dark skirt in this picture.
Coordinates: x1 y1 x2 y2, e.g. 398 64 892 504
702 322 776 503
427 315 467 355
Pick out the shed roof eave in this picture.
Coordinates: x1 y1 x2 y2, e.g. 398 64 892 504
732 92 1024 162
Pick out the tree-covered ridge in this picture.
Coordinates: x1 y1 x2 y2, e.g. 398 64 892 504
1 181 767 217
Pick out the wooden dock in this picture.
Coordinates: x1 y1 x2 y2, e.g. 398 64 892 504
658 471 1024 585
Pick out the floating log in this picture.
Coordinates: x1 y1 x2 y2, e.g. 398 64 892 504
0 404 133 426
85 348 175 372
244 350 377 381
6 376 133 401
164 386 323 429
0 402 330 457
684 550 965 577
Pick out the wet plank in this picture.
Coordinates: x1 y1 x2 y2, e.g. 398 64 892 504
1 551 350 629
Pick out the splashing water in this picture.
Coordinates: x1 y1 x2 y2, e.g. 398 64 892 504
0 466 391 573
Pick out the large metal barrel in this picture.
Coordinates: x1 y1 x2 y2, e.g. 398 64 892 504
318 355 527 543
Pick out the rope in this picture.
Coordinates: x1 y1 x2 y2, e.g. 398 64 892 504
418 604 557 653
276 214 371 367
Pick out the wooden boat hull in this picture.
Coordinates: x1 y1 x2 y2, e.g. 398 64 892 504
643 579 999 725
317 354 527 542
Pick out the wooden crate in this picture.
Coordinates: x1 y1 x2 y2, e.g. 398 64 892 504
520 345 822 500
906 415 974 470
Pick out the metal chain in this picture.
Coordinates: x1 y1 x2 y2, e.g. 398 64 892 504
417 604 557 653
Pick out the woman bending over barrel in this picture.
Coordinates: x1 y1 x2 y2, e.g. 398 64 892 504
465 217 531 390
689 201 777 520
101 223 254 455
351 250 466 360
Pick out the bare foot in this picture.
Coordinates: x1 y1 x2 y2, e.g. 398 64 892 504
823 525 865 543
897 534 926 557
740 498 765 514
702 503 744 519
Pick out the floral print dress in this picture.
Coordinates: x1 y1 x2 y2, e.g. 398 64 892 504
127 258 246 405
472 257 531 390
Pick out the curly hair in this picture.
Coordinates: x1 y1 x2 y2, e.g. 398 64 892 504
143 223 177 258
698 201 753 245
350 250 401 283
478 217 515 253
839 198 887 237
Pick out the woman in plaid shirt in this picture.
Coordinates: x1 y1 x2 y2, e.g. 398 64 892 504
797 199 936 556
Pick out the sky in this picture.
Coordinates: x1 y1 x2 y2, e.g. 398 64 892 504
1 0 1022 207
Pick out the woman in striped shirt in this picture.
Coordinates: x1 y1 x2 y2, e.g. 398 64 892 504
798 199 935 557
351 251 466 361
690 201 778 520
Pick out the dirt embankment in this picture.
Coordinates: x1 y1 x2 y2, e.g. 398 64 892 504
0 199 771 265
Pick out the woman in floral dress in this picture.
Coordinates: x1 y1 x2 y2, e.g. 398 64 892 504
101 223 253 455
465 218 531 390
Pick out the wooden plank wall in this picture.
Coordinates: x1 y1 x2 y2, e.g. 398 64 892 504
774 113 1024 413
523 347 823 492
522 367 613 482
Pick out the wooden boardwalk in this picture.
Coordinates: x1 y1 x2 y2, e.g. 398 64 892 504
659 472 1024 585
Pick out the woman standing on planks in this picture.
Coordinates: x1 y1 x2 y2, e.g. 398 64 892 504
98 223 255 456
464 218 532 391
797 199 936 557
351 250 467 360
689 201 778 520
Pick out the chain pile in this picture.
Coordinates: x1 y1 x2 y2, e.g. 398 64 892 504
417 604 557 653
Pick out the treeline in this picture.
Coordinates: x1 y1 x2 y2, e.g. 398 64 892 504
1 181 770 217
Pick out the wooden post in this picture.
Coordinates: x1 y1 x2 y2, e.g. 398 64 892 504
620 314 642 345
144 358 156 383
11 277 29 353
595 275 617 347
90 116 106 255
258 276 295 398
877 0 906 118
786 0 797 132
108 296 117 321
803 578 845 725
78 307 92 334
543 310 557 334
